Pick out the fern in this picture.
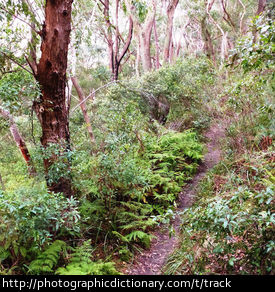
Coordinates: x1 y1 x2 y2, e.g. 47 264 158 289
145 130 203 205
56 240 120 275
125 230 155 248
28 240 67 275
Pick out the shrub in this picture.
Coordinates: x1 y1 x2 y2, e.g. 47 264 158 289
164 150 274 275
0 187 80 265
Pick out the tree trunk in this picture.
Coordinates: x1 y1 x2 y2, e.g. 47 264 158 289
256 0 266 15
140 27 154 72
102 0 133 80
33 0 73 196
71 76 95 144
0 107 36 176
103 0 115 75
125 0 156 73
201 17 216 64
0 172 5 191
163 0 179 63
252 0 267 43
153 19 160 69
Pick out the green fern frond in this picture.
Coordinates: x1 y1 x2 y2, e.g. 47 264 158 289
55 240 120 275
28 240 67 275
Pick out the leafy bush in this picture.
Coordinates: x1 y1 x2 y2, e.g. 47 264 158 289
234 16 275 73
164 150 274 275
0 69 39 112
0 187 80 264
77 128 203 250
224 16 274 155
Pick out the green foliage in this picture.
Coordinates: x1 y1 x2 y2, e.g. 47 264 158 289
56 240 120 275
0 69 39 111
131 0 148 23
224 17 274 154
37 143 75 186
145 130 203 206
28 240 67 275
112 201 156 248
165 149 275 275
234 16 275 73
0 187 80 264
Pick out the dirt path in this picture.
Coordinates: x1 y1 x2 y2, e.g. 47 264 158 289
125 121 226 275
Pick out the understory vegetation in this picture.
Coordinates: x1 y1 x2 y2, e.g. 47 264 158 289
0 56 210 275
164 16 274 275
0 1 274 276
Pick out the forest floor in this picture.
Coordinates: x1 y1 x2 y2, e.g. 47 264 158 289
124 119 227 275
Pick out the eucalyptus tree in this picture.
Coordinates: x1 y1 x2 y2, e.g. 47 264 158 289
97 0 134 80
125 0 157 73
163 0 179 63
0 0 75 196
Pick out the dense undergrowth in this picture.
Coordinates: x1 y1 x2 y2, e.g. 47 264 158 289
0 15 273 275
164 16 274 275
0 56 212 274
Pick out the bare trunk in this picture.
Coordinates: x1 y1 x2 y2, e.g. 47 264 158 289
175 40 182 58
103 0 115 75
163 0 179 63
71 77 95 144
0 107 36 176
0 172 5 191
33 0 73 196
140 28 154 72
113 17 133 80
201 17 216 64
135 41 141 77
256 0 266 15
253 0 266 43
125 0 156 73
153 19 160 69
102 0 133 80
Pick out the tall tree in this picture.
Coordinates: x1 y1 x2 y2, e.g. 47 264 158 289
29 0 74 196
100 0 133 80
163 0 179 63
125 0 156 73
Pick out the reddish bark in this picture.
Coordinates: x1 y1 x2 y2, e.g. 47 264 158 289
0 107 36 176
33 0 74 196
153 19 160 69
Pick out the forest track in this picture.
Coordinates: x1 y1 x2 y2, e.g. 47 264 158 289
124 120 226 275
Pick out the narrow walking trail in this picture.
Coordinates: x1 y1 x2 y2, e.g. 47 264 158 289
125 121 226 275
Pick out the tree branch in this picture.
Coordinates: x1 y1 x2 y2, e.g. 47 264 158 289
0 51 33 75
